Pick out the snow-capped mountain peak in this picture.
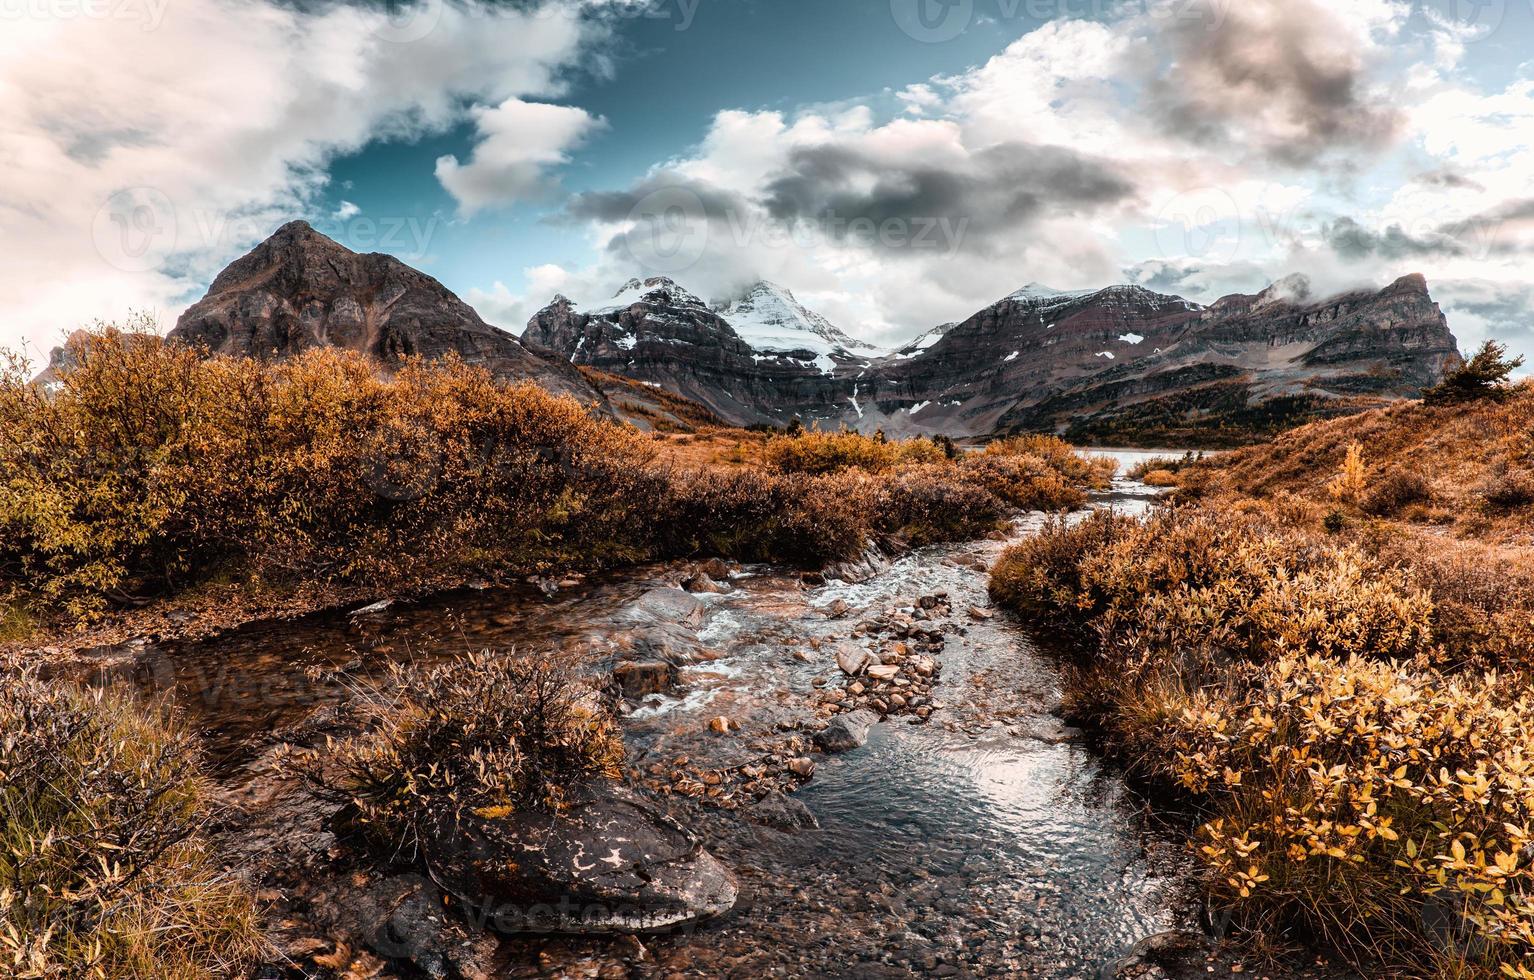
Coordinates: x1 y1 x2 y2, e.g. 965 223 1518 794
1005 282 1096 305
596 276 708 313
716 281 887 359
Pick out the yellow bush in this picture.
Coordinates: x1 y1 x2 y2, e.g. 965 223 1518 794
762 429 944 474
988 504 1534 974
1328 443 1369 506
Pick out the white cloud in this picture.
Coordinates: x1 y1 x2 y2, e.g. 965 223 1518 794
436 99 604 215
0 0 603 361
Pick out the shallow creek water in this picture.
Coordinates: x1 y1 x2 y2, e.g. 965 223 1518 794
102 452 1208 978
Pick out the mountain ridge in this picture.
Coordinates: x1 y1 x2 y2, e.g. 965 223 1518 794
136 222 1463 446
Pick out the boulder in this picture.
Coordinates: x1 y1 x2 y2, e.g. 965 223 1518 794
745 792 820 832
612 660 678 698
426 781 738 935
814 709 879 753
681 572 730 595
697 558 733 581
623 588 706 628
824 543 889 584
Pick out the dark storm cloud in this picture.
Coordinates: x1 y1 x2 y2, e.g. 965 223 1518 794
559 171 751 225
757 141 1136 249
1325 216 1468 261
1141 1 1402 166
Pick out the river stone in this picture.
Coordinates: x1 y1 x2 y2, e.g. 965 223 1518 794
425 781 738 935
815 709 878 753
681 572 730 594
745 792 820 832
835 642 871 676
697 558 732 580
823 543 889 584
623 588 706 628
1100 929 1210 980
612 660 678 698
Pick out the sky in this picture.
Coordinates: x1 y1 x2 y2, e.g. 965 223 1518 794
5 0 1534 363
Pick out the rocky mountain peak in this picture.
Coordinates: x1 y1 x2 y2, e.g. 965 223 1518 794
717 279 886 357
1252 273 1314 310
169 221 602 404
602 277 708 312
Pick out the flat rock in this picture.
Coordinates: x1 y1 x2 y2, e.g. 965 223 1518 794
623 588 706 629
815 709 879 753
426 781 738 935
835 643 872 677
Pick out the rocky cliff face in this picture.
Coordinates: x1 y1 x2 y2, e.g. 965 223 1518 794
167 221 602 405
528 273 1461 444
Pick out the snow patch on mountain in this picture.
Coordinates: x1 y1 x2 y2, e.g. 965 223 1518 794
716 281 886 364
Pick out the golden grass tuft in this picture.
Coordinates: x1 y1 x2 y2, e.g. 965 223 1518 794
0 670 263 978
288 652 625 857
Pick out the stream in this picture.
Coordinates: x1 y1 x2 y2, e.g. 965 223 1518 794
99 451 1208 978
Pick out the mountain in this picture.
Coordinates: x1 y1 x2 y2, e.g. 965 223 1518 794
149 222 1461 446
528 273 1462 445
714 281 887 360
522 277 861 426
167 221 602 405
1017 273 1464 446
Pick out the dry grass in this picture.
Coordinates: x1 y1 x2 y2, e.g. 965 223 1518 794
1189 382 1534 542
289 652 625 861
0 669 263 978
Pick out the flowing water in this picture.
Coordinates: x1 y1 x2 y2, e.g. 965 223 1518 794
99 453 1202 978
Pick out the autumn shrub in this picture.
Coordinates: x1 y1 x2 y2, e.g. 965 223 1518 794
0 669 262 977
1479 464 1534 510
294 652 625 859
653 467 872 567
1360 467 1432 516
985 433 1117 487
1127 452 1201 481
1161 655 1534 974
870 464 1008 546
0 332 666 619
762 428 944 475
1 331 1113 627
988 511 1134 627
958 452 1087 511
989 504 1534 975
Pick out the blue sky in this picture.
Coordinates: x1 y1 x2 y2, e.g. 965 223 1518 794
5 0 1534 359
